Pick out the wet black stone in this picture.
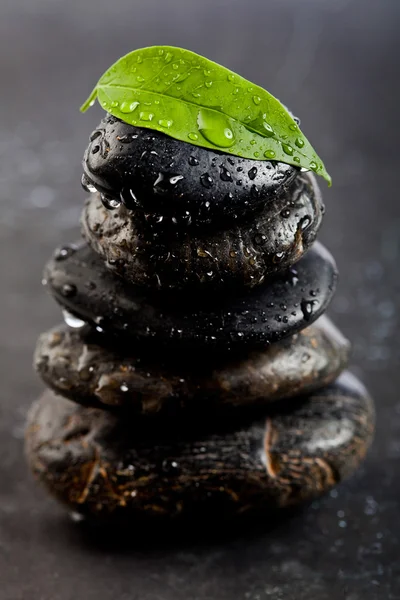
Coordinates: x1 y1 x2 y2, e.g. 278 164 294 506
25 372 375 521
34 316 350 413
43 241 337 353
81 171 323 291
82 115 298 226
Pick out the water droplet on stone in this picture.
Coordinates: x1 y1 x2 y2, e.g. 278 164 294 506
188 156 199 166
169 175 184 185
200 173 213 189
254 233 266 246
62 309 85 329
248 167 258 180
81 174 97 193
120 188 139 210
120 383 129 392
301 299 315 321
91 145 100 155
300 215 311 230
162 459 180 474
116 134 134 144
153 172 185 194
55 245 77 261
101 193 121 210
281 209 291 218
219 165 232 182
61 283 77 298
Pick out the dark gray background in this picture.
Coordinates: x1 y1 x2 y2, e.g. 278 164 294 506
0 0 399 598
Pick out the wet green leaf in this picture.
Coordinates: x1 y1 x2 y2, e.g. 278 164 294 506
81 46 331 185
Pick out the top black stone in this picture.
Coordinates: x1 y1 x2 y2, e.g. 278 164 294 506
82 115 298 226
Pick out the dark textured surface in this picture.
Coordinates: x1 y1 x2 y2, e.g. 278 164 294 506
0 0 399 598
25 373 374 519
34 316 349 412
81 172 323 291
44 240 337 351
83 115 298 224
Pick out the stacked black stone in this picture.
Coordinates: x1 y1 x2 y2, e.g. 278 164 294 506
26 115 375 521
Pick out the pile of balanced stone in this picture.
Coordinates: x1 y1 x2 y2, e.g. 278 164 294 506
26 115 374 521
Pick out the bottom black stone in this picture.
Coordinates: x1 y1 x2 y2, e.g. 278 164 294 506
25 372 374 520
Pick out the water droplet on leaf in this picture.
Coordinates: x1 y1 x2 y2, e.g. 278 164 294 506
197 108 235 148
120 101 139 114
139 111 153 121
282 143 294 156
158 119 173 128
264 149 275 159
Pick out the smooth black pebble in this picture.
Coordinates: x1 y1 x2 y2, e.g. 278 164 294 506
43 241 338 353
82 115 298 225
81 171 323 291
34 316 350 413
25 372 375 521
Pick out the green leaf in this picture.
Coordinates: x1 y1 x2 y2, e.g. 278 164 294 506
81 46 331 185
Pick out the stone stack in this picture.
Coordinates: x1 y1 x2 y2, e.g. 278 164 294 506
25 115 374 521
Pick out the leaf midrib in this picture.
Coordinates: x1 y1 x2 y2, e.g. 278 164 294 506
99 82 308 159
